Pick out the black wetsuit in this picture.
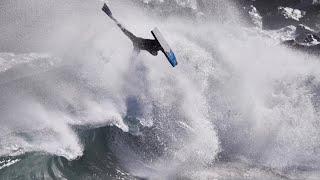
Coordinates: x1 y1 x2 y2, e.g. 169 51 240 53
105 11 162 56
116 21 162 56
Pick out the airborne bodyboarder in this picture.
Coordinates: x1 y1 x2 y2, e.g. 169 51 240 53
101 3 177 67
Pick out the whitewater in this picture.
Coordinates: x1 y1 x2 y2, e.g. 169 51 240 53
0 0 320 179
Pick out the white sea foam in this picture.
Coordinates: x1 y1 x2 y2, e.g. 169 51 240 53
0 159 20 170
0 0 319 178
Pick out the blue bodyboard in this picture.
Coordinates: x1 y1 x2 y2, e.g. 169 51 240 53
151 28 177 67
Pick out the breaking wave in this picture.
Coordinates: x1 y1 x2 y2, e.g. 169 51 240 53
0 0 320 179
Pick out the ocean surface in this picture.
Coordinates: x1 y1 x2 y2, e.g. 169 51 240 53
0 0 320 179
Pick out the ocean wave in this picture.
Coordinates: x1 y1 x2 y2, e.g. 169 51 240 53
0 0 320 179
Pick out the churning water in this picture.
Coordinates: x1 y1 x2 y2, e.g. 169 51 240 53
0 0 320 179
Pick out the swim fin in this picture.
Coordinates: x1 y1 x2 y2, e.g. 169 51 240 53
102 3 112 17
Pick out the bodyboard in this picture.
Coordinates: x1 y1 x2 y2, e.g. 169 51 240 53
151 28 177 67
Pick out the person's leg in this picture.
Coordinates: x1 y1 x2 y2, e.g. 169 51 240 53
117 24 138 43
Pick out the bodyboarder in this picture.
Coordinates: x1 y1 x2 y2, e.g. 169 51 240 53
102 4 162 56
101 3 177 67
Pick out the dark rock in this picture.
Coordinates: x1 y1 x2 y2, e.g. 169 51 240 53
238 0 320 30
282 23 320 55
